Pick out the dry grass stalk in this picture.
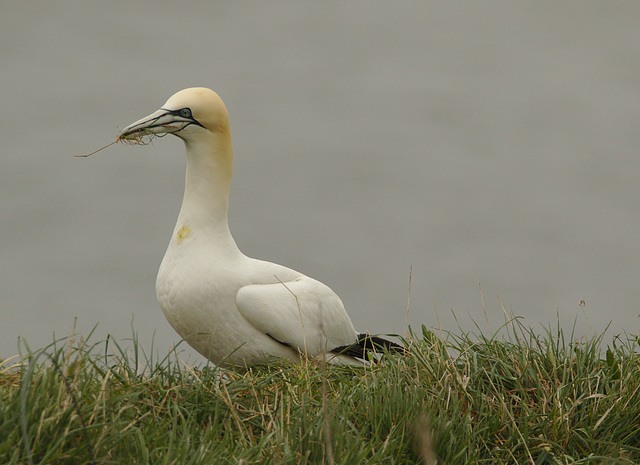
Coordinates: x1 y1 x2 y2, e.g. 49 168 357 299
75 129 158 158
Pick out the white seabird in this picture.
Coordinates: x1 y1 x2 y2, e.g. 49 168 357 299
119 87 401 369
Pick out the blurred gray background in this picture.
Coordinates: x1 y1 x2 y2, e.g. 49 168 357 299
2 2 639 362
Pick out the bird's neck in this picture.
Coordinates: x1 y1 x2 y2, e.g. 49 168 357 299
175 132 239 252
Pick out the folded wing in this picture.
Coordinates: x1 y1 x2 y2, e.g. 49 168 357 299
236 276 359 356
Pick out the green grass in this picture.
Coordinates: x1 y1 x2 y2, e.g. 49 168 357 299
1 319 639 464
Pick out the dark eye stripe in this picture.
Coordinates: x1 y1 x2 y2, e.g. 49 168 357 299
160 107 205 128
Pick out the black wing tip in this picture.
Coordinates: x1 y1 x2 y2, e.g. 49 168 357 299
332 333 407 360
358 333 405 352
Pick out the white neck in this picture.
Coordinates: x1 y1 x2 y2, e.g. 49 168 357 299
173 131 241 255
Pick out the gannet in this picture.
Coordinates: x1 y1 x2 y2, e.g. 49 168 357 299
119 87 401 369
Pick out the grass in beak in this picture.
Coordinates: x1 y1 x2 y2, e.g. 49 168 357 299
75 128 158 158
117 128 158 146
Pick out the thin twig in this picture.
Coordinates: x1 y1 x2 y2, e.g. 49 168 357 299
74 139 119 157
275 276 307 357
75 128 160 158
404 265 412 340
319 318 335 465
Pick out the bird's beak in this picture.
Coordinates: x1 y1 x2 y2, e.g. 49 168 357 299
119 108 203 139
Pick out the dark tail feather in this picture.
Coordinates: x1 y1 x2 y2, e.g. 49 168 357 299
332 333 406 360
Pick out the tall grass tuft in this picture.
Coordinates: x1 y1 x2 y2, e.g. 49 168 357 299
1 318 639 464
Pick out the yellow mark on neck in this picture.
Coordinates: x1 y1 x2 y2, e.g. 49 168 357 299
176 225 190 244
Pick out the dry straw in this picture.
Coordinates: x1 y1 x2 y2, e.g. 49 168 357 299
75 129 157 158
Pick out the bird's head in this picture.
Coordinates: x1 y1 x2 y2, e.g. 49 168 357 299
119 87 231 143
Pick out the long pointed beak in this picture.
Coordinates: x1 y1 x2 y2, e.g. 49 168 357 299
119 108 203 139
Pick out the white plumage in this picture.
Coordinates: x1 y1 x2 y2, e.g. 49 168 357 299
119 88 399 369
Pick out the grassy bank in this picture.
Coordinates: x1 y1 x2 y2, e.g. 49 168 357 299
1 320 639 464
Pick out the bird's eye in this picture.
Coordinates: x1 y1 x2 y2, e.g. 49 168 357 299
180 108 192 118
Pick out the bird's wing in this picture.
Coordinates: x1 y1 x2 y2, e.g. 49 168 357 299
236 275 358 356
